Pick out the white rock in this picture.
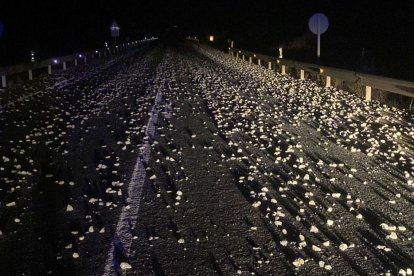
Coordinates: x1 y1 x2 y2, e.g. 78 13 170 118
380 223 389 230
120 262 132 270
72 252 79 259
326 219 334 226
178 238 185 244
339 243 348 251
66 204 74 212
387 232 398 240
319 261 325 267
310 225 319 233
312 245 322 252
398 226 407 231
6 202 16 207
293 258 305 268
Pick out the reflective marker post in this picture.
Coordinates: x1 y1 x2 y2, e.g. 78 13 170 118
365 86 372 101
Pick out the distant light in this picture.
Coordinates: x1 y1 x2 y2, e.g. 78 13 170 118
30 51 35 62
277 59 281 64
209 35 214 42
53 59 58 64
95 50 98 53
320 68 324 74
78 54 83 58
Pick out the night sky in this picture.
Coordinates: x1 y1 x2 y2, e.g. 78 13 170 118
0 0 413 80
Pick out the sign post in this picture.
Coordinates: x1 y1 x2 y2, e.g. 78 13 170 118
308 13 329 61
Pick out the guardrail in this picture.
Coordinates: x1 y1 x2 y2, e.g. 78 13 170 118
229 48 414 106
0 38 158 88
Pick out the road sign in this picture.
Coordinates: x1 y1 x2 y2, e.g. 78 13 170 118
110 20 120 38
308 13 329 58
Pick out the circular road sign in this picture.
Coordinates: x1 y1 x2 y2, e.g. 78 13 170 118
309 13 329 35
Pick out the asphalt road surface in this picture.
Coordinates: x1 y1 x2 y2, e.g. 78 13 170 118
1 41 413 276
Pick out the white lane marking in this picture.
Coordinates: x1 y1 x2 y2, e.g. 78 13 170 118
103 58 169 275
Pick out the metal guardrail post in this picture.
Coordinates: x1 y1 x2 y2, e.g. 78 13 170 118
282 65 286 75
1 75 6 88
258 59 261 66
249 57 252 63
63 61 67 70
48 65 52 74
268 61 272 70
84 56 87 63
242 54 245 60
236 52 239 58
74 59 78 66
300 69 305 80
28 70 33 81
326 76 331 87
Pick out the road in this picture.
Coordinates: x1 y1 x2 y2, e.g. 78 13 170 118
0 42 413 276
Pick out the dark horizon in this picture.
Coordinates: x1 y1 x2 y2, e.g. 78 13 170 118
1 0 414 80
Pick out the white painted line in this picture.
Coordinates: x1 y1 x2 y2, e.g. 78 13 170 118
103 59 169 275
